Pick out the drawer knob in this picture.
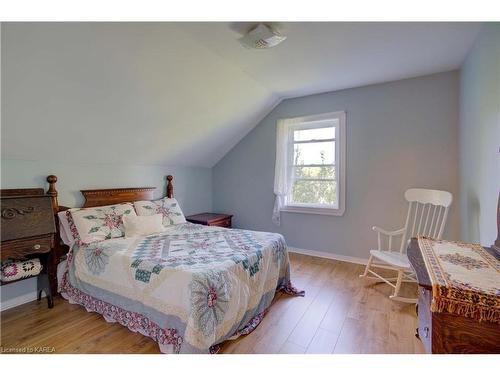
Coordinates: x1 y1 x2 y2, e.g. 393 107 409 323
33 244 41 250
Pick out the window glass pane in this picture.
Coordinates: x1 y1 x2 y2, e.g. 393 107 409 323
291 180 337 206
294 126 335 142
293 141 335 165
293 166 335 179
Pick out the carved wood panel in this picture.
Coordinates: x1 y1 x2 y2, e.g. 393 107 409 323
1 196 56 242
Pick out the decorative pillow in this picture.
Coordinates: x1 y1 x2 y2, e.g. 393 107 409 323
68 203 136 244
1 258 42 282
134 198 186 226
122 214 164 238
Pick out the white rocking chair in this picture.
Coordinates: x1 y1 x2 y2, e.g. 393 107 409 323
360 188 453 303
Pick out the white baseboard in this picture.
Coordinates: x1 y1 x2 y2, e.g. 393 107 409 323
1 291 38 312
288 247 369 265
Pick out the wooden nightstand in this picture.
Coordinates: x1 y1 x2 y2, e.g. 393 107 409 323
186 213 233 228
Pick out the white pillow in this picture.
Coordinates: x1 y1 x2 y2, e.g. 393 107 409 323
68 203 136 244
123 214 164 238
134 198 186 226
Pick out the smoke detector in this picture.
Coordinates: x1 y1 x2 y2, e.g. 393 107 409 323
238 23 287 49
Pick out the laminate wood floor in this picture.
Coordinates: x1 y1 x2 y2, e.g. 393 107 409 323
0 253 425 354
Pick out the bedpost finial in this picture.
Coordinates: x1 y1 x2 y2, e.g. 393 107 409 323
46 175 59 213
47 175 57 184
166 175 174 198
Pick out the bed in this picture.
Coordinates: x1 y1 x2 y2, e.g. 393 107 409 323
47 175 303 354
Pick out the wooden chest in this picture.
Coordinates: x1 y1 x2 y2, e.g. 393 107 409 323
408 238 500 354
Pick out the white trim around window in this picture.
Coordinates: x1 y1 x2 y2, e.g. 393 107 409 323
280 111 346 216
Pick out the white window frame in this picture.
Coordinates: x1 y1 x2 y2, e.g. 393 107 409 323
281 111 346 216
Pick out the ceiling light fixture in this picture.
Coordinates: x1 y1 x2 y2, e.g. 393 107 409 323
238 23 287 49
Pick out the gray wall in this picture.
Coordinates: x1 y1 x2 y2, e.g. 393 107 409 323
0 160 212 305
1 160 212 215
459 23 500 246
213 71 461 259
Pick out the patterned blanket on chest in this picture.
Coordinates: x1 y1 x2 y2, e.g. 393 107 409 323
417 236 500 323
60 223 302 353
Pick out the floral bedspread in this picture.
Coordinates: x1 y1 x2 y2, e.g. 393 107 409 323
60 223 302 353
417 236 500 323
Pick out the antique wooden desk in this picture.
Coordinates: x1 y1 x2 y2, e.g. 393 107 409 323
1 188 57 308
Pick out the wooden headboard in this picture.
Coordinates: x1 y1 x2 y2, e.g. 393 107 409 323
46 174 174 212
80 187 156 208
43 174 175 295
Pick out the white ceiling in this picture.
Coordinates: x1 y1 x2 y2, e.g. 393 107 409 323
1 22 481 167
180 22 482 98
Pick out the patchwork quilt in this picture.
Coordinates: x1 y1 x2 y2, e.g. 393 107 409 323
60 223 302 353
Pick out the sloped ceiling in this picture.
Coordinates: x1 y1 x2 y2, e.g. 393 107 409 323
1 22 481 167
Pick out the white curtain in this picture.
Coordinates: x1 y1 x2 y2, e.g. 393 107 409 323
272 117 300 225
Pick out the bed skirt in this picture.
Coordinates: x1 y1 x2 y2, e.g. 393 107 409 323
58 265 304 353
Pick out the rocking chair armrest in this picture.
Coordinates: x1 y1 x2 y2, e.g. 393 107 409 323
372 226 406 237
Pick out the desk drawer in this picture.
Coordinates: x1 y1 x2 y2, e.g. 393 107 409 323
1 235 53 261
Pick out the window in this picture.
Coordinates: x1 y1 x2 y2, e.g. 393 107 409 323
279 111 346 216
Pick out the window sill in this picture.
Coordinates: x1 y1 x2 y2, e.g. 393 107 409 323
281 205 345 216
